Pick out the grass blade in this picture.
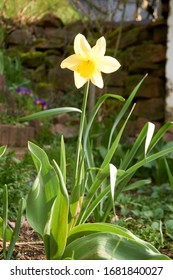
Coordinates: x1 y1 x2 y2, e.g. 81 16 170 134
0 146 7 157
2 185 8 259
164 158 173 192
60 135 66 184
7 198 25 260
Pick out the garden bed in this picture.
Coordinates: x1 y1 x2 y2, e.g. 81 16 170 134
0 219 172 260
0 220 45 260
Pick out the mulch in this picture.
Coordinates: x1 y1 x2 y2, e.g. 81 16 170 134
0 220 45 260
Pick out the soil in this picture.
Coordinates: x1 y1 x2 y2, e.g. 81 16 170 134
0 220 173 260
0 220 45 260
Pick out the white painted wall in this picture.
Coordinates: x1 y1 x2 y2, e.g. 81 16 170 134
165 0 173 120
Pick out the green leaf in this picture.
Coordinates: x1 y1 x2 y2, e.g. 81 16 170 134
20 107 81 121
67 223 149 244
148 122 173 153
123 178 151 191
165 220 173 239
69 152 86 229
76 164 110 224
0 146 7 158
60 136 66 184
26 142 59 236
115 146 173 199
108 74 148 149
0 217 13 240
101 103 135 169
63 232 169 260
63 223 169 260
83 94 124 183
84 94 124 152
7 198 25 260
87 146 173 223
164 158 173 192
2 185 8 259
44 160 69 260
77 105 135 224
120 122 153 170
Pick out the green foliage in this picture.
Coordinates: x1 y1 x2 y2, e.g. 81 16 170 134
114 183 173 250
0 150 34 219
0 0 79 24
0 217 13 241
23 76 173 260
0 146 25 259
63 223 168 260
0 50 30 90
1 185 25 260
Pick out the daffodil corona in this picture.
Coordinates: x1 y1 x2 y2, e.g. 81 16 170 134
60 33 121 89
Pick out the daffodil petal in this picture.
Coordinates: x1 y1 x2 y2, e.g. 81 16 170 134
97 56 121 73
74 33 91 58
91 36 106 58
74 71 88 89
90 71 103 88
60 54 82 71
61 33 121 89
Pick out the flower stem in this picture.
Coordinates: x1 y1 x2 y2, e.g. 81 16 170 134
74 81 90 185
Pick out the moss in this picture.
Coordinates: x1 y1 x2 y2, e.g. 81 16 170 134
32 65 46 82
21 51 45 68
35 82 54 98
120 27 141 47
124 74 145 95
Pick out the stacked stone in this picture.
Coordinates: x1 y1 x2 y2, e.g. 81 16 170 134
2 14 167 140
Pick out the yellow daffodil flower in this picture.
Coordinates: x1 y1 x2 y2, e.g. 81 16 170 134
60 33 121 89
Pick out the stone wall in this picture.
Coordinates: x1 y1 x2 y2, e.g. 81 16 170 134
1 14 168 140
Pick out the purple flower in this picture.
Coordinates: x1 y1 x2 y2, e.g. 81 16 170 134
34 98 48 110
16 87 33 96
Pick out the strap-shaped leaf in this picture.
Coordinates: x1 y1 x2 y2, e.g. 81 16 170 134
0 217 13 240
108 74 148 149
83 94 124 151
26 142 59 236
20 107 81 121
63 223 169 260
63 233 169 260
85 145 173 223
101 103 135 170
44 160 69 260
69 152 85 229
7 198 25 260
83 94 124 183
76 164 110 224
0 146 6 158
164 158 173 192
77 105 135 224
120 122 153 170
